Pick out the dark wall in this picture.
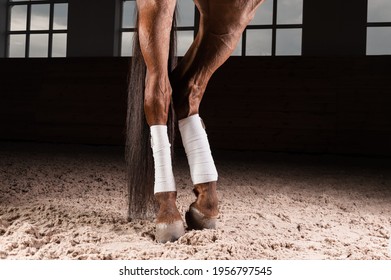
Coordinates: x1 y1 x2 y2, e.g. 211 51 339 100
67 0 121 57
302 0 368 56
0 0 7 57
0 58 128 144
202 57 391 155
0 57 390 156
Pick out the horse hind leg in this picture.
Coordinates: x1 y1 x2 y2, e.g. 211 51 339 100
150 126 184 242
172 0 265 230
136 0 184 242
177 113 219 230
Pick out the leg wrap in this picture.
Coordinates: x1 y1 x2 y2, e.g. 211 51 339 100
150 125 176 194
178 114 218 185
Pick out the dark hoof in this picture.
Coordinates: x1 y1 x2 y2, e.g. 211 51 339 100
185 206 217 230
155 221 185 243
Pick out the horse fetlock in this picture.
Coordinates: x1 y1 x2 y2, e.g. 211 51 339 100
154 192 185 242
155 192 180 219
193 183 219 213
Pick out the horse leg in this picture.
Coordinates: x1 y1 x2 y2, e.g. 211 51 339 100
171 0 265 230
137 0 184 242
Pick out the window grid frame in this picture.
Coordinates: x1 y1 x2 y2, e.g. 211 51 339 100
243 0 303 56
366 0 391 56
121 0 303 57
6 0 69 58
366 21 391 55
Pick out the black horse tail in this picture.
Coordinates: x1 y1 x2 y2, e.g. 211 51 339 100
126 6 177 220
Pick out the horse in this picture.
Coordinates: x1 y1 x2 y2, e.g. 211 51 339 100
126 0 265 243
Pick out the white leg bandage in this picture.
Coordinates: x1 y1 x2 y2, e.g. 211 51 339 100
178 114 218 185
150 125 176 194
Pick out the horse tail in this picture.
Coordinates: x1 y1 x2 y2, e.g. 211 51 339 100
126 6 178 220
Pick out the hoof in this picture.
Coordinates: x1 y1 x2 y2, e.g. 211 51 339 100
155 220 185 243
185 206 217 230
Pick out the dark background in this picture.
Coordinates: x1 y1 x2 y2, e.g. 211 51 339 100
0 0 390 156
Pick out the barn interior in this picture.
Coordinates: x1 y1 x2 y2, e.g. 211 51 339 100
0 0 390 260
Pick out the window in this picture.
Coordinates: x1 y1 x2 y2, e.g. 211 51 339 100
367 0 391 55
241 0 303 56
175 0 196 56
120 0 136 57
7 0 68 58
121 0 196 57
121 0 302 57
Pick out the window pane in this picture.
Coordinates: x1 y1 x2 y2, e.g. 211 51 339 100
29 34 49 57
277 0 303 24
250 0 273 25
231 36 243 56
53 4 68 30
246 29 272 56
368 0 391 22
177 0 195 27
123 0 136 28
177 30 194 56
31 4 50 30
10 5 27 31
276 29 302 55
367 27 391 55
121 32 134 56
52 33 67 57
9 35 26 57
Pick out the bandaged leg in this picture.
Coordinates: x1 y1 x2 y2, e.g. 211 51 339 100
178 114 218 184
150 125 176 194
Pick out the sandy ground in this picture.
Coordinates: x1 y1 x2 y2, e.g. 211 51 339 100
0 141 390 260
